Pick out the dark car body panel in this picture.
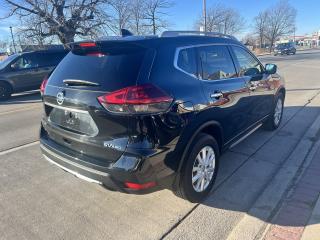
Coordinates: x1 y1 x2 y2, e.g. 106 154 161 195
40 35 285 192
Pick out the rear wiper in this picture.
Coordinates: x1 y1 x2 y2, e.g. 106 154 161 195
63 79 100 86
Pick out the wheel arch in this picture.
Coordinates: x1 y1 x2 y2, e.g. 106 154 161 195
0 80 13 92
177 120 224 173
276 86 286 100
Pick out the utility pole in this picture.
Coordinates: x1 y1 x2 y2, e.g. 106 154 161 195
203 0 207 32
9 26 17 53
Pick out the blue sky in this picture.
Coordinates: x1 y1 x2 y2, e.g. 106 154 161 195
170 0 320 36
0 0 319 40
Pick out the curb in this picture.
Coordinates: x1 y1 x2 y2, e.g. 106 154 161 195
301 194 320 240
256 48 320 57
226 110 320 240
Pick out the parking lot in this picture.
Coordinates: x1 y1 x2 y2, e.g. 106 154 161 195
1 50 320 240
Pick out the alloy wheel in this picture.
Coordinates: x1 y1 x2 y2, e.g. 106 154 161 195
274 98 283 126
192 146 216 192
0 86 5 97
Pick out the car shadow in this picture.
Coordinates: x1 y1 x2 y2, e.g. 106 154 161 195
0 91 41 105
175 105 320 228
194 106 320 227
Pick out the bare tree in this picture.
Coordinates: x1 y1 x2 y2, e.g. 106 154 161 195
16 15 56 47
199 6 225 32
130 0 147 35
195 4 245 35
254 11 268 48
2 0 109 47
263 0 297 51
144 0 173 35
242 34 257 47
221 8 245 35
107 0 132 35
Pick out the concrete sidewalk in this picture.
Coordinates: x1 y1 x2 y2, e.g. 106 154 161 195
262 138 320 240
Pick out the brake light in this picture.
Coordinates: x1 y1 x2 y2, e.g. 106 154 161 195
124 181 156 190
97 84 173 114
79 42 96 48
40 78 48 95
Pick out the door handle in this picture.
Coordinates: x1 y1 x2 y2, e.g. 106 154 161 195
210 92 223 99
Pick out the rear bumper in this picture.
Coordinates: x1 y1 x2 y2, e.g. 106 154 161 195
40 137 175 194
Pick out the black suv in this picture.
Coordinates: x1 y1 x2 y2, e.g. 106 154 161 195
0 49 68 100
40 31 285 202
274 42 296 56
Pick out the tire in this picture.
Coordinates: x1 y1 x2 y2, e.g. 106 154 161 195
264 93 284 130
174 133 220 203
0 82 12 101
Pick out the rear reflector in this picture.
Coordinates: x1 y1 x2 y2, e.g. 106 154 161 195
40 78 48 95
97 84 173 114
124 181 156 190
79 42 97 48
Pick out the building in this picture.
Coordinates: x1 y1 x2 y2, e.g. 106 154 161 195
277 30 320 47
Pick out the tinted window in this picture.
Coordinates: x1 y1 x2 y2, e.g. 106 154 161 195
177 48 197 76
11 54 41 70
49 47 147 91
35 52 67 67
232 46 263 76
198 45 236 81
277 43 294 49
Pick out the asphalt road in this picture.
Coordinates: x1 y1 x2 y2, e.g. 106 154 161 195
0 50 320 240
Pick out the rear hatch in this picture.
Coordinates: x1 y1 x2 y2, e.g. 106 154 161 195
42 40 154 165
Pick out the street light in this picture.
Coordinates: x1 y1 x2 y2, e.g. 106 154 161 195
203 0 207 32
9 26 17 53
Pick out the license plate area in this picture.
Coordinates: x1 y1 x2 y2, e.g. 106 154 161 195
47 105 98 136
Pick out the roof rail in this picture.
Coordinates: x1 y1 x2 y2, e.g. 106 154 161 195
161 31 238 41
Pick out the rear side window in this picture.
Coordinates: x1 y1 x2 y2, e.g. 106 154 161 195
198 45 236 81
46 52 67 66
49 47 147 91
36 52 67 67
232 46 263 77
177 48 197 77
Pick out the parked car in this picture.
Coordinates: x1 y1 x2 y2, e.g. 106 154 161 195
274 42 296 56
40 31 285 202
0 49 68 100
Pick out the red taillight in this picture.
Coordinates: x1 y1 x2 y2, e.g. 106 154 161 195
40 78 48 94
97 84 173 114
79 42 96 48
124 181 156 190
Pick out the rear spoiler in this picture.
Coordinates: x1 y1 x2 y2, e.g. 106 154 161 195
68 40 150 55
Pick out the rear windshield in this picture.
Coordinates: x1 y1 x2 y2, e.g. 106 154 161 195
48 47 147 91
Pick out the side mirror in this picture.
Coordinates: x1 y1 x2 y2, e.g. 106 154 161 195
265 64 277 74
